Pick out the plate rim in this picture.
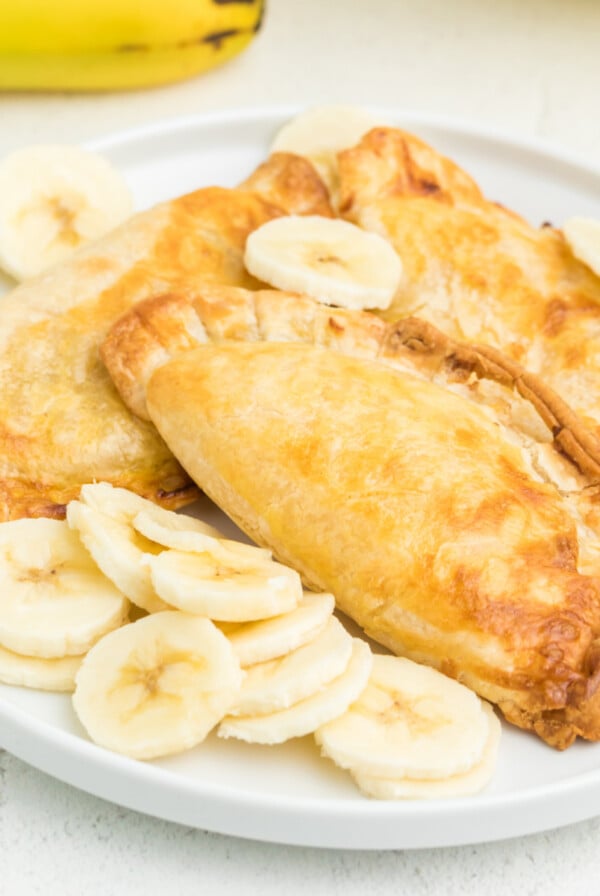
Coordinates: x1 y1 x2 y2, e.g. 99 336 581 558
87 102 600 181
2 106 600 850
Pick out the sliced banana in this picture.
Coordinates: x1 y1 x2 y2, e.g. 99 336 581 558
0 518 128 658
219 638 372 744
229 616 352 716
72 611 243 760
244 215 402 311
67 500 168 614
0 643 84 692
132 508 271 569
79 482 221 540
563 216 600 278
218 591 335 667
145 548 302 622
351 703 501 800
314 655 490 781
271 105 383 196
0 144 132 281
75 482 228 611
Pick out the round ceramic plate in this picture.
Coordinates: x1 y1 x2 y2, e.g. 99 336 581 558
0 108 600 850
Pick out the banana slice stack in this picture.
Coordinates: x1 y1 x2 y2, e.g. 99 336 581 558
66 484 372 755
218 621 372 745
0 517 128 691
315 657 501 800
73 610 244 761
0 482 500 797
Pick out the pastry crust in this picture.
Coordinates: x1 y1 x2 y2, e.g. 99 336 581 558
102 284 600 488
144 342 600 749
0 154 330 520
337 127 600 437
240 151 333 217
102 285 389 420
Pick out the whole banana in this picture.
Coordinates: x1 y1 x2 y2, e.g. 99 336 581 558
0 0 264 90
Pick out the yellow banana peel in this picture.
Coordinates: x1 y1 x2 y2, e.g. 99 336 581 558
0 0 264 90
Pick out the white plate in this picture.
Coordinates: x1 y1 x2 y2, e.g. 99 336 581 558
1 108 600 851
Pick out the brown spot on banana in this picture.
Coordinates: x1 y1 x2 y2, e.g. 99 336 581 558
117 26 255 54
201 29 246 49
116 0 265 54
210 0 265 35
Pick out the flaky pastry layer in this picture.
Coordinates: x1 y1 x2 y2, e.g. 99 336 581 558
337 126 600 438
102 284 600 488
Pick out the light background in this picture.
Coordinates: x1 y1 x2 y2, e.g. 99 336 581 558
2 0 600 157
1 1 600 893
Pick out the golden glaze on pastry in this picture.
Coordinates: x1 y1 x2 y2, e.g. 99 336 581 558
337 127 600 436
0 154 331 520
102 285 389 421
102 284 600 491
144 342 600 748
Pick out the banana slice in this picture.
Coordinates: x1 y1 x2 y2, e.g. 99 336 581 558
218 638 372 744
218 591 335 667
75 482 228 611
132 508 271 569
79 482 221 540
67 500 168 614
145 549 302 622
0 145 132 281
314 655 490 781
72 611 243 760
228 616 352 716
0 518 128 658
563 216 600 278
0 643 83 692
271 105 384 196
351 703 501 800
244 215 402 311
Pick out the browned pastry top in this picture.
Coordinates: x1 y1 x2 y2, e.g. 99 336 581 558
143 341 600 748
102 283 600 493
337 127 600 437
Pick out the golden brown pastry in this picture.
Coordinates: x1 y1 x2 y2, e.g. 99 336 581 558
337 127 600 436
102 285 391 421
0 153 331 520
101 283 600 490
144 340 600 748
240 151 333 217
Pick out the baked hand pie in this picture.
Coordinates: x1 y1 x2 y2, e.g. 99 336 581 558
336 126 600 437
101 283 600 484
140 340 600 749
102 284 393 421
0 153 331 520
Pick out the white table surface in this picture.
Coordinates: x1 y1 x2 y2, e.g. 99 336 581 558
1 0 600 892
